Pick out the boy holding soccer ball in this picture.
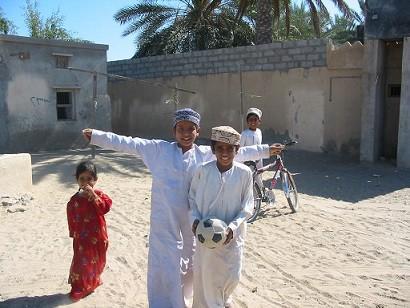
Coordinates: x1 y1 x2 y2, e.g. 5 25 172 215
189 126 254 307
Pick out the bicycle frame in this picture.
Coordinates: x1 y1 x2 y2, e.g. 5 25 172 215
246 140 299 222
265 156 294 199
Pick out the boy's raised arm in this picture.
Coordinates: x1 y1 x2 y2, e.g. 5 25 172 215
82 128 162 165
235 143 283 162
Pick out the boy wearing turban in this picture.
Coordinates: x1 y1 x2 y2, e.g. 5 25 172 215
189 126 253 307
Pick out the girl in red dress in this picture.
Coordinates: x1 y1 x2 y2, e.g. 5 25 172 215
67 161 112 301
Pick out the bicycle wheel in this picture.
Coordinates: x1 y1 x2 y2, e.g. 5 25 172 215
247 182 262 223
281 170 299 213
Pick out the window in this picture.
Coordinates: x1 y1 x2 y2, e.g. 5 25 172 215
56 91 75 120
55 55 69 68
52 53 73 68
388 84 401 97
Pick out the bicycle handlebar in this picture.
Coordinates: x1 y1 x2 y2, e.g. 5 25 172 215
283 140 298 147
256 162 276 174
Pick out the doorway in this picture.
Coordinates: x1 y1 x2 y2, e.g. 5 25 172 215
382 40 403 160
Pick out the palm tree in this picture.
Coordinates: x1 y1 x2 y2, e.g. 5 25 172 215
271 3 329 40
237 0 353 44
114 0 254 57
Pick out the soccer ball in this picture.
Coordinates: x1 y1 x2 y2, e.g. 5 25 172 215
196 218 227 249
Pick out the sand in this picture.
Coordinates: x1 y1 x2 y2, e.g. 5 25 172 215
0 149 409 308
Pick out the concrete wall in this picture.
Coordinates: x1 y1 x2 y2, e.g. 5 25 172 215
0 154 32 195
0 35 111 153
108 39 363 157
360 39 385 162
325 42 363 157
365 0 410 40
397 37 410 168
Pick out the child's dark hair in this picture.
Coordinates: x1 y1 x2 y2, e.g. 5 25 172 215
246 113 260 121
75 161 97 180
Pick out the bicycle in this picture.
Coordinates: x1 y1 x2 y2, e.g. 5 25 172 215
245 140 299 223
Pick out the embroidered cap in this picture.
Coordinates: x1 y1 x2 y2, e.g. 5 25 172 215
173 108 201 127
246 107 262 119
211 126 241 145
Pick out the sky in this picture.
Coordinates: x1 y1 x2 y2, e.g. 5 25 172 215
1 0 362 61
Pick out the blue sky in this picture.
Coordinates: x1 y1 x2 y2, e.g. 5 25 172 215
1 0 362 61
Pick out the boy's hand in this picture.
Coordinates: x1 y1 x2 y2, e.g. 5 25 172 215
82 128 93 142
224 227 233 245
269 143 284 156
192 219 200 235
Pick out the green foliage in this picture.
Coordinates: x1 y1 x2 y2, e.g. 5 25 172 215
24 0 85 41
115 0 363 57
114 0 255 57
237 0 357 44
323 14 359 43
0 7 17 34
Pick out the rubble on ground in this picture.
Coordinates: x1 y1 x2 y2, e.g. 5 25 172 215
1 194 33 213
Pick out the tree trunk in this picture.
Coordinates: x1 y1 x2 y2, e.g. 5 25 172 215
255 0 273 44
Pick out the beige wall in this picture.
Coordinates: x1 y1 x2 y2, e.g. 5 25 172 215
109 40 364 156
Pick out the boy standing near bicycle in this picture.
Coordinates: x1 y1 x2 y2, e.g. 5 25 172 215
240 107 263 168
189 126 253 307
240 108 274 203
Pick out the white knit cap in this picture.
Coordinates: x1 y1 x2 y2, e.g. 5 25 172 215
211 126 241 145
246 107 262 119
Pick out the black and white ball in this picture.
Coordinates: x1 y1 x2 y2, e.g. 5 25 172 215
196 218 227 249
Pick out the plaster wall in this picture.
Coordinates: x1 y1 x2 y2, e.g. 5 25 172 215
0 35 111 153
397 37 410 168
109 39 363 156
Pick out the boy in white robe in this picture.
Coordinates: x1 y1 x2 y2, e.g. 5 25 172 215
82 109 283 308
189 126 254 308
240 107 274 203
240 107 263 169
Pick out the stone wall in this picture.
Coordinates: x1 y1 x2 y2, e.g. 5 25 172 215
108 39 327 79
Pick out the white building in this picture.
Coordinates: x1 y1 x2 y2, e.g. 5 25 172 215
0 35 111 153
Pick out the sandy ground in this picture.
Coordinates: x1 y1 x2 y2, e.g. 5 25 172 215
0 148 409 308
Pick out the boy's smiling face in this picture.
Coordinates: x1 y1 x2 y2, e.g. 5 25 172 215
212 141 238 172
247 114 261 131
173 120 200 152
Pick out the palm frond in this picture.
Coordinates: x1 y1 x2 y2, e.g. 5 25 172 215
114 4 175 24
305 0 320 37
235 0 255 20
329 0 353 19
312 0 329 17
205 0 222 16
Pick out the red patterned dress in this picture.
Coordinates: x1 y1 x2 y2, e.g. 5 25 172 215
67 189 112 300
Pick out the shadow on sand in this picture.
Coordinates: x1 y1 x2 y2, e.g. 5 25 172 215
31 148 150 190
0 293 72 308
264 149 410 203
29 147 410 203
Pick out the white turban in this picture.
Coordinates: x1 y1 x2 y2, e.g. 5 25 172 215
246 107 262 119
